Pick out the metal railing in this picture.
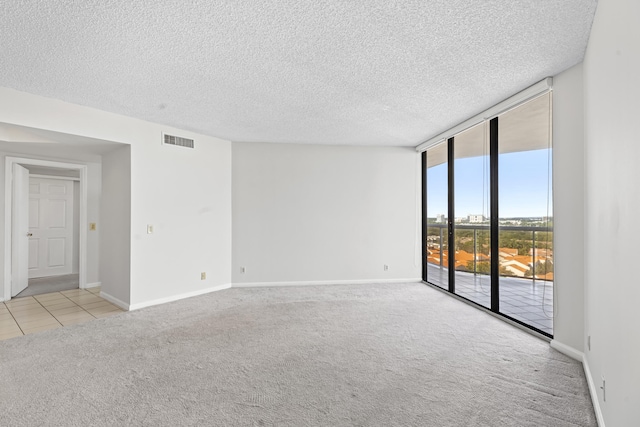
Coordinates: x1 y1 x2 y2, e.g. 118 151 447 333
425 223 553 281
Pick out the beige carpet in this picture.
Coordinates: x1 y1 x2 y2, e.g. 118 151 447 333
0 282 595 426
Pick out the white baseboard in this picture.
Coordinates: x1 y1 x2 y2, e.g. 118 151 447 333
100 280 417 310
81 281 101 290
549 341 604 426
99 291 130 311
128 283 232 311
582 356 605 427
550 340 584 361
232 278 422 288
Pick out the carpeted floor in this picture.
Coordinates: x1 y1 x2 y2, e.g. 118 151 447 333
0 282 595 426
16 274 79 297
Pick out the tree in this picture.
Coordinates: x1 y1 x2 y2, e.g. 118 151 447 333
469 261 491 274
525 260 554 277
466 261 511 276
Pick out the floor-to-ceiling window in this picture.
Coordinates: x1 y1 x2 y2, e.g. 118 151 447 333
497 92 553 334
422 91 553 337
424 142 449 290
453 122 491 309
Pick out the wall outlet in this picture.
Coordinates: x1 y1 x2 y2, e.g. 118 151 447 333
147 224 154 234
201 272 206 280
384 264 389 271
241 267 246 273
89 223 97 231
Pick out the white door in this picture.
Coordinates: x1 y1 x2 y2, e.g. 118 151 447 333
11 164 30 297
28 178 74 278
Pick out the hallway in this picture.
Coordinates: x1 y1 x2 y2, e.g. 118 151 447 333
0 287 124 341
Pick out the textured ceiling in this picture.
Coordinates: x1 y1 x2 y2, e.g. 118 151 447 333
0 1 597 147
0 123 124 158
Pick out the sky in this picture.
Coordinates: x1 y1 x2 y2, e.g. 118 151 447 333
426 149 553 218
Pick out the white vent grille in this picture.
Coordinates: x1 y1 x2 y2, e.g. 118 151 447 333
163 133 194 149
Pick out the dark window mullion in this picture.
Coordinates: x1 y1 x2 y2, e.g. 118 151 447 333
490 117 499 312
447 137 455 294
421 151 427 282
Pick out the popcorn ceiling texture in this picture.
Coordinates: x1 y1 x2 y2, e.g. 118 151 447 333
0 1 596 146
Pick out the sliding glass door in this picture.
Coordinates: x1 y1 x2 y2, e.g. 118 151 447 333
424 142 448 290
453 123 491 308
422 93 553 337
497 92 553 334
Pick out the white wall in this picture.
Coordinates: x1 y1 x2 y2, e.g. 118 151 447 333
129 124 232 307
73 181 80 274
551 63 585 354
85 163 101 285
232 142 420 284
0 87 232 308
583 0 640 425
100 146 131 305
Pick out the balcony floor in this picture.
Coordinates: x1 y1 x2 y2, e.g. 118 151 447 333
426 263 553 336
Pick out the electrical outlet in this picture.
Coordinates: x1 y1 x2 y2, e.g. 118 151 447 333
89 223 97 231
147 224 154 234
384 264 389 271
201 272 206 280
241 267 246 273
600 376 606 402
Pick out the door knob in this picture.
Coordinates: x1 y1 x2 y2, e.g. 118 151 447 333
27 233 32 237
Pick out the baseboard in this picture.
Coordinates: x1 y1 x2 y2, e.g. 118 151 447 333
99 291 130 311
232 278 422 288
81 281 101 290
128 283 232 311
582 356 606 427
101 279 418 309
550 340 584 361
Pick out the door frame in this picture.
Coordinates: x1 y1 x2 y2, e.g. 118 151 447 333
3 156 88 301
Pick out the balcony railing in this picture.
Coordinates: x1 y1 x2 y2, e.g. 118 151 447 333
425 223 554 336
425 223 553 282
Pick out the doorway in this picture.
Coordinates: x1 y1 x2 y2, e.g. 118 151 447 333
4 157 88 301
19 169 81 297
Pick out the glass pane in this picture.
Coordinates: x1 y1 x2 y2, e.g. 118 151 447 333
453 122 491 308
425 142 448 289
498 92 553 335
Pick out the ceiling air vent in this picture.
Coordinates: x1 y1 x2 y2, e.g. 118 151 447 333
163 133 194 149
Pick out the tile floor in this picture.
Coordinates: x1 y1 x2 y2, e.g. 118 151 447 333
0 287 124 342
426 263 554 335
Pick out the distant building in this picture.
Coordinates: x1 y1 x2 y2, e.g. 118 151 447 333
500 219 522 225
436 214 444 223
468 214 485 223
529 248 553 258
499 247 519 257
